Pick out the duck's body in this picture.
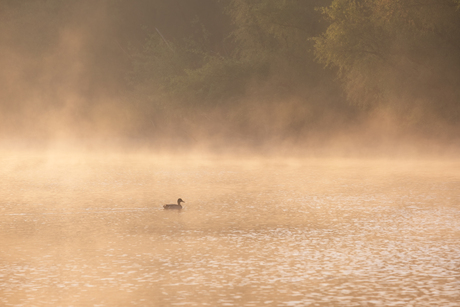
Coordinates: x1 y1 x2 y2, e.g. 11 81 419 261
163 198 185 210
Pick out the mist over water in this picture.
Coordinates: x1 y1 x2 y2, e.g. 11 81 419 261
1 152 459 306
1 0 459 149
1 0 460 306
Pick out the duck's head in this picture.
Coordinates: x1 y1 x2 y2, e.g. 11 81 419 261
178 198 185 204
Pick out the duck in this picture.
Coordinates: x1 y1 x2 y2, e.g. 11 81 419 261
163 198 185 210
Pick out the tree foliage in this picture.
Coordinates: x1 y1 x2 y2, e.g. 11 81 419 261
315 0 460 122
4 0 459 141
128 0 333 107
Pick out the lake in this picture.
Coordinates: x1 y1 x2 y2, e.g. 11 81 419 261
1 152 459 306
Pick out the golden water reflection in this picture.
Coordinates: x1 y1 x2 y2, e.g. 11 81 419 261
1 153 459 306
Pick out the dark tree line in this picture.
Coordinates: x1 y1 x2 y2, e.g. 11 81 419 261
1 0 459 143
315 0 460 123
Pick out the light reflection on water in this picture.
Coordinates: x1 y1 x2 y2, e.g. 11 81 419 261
1 153 459 306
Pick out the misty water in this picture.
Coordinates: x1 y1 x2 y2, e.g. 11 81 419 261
1 152 459 306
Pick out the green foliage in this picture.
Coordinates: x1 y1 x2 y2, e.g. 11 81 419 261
315 0 460 122
227 0 327 79
127 0 460 134
129 0 331 104
170 56 269 103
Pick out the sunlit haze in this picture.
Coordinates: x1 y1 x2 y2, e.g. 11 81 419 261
1 1 459 306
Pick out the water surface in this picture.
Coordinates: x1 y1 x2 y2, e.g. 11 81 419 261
1 153 459 306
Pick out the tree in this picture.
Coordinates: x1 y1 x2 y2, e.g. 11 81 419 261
129 0 335 105
315 0 460 123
